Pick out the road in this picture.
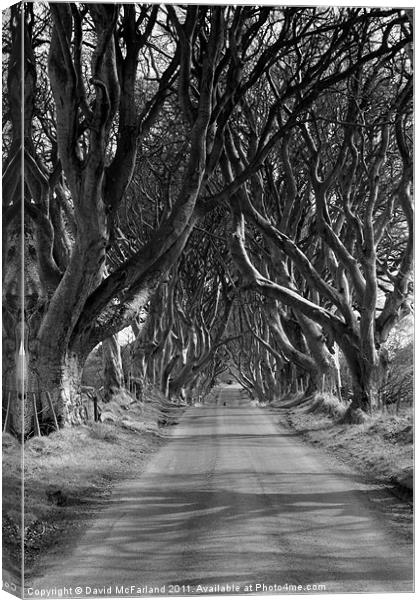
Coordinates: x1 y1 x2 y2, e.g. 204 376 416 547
28 385 413 596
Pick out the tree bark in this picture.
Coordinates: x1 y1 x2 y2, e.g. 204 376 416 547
26 344 84 431
102 335 125 402
340 344 390 423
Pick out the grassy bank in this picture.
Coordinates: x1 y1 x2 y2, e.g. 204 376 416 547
269 392 413 494
266 393 413 542
2 418 168 578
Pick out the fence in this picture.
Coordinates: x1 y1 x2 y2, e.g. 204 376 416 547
2 388 102 438
3 389 60 437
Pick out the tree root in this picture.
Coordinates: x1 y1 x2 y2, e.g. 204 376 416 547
338 406 369 425
303 392 347 418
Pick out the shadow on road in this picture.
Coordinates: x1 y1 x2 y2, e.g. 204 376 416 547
28 395 413 594
32 471 413 591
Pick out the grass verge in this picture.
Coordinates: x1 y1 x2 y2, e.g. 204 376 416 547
268 392 413 537
285 395 412 487
2 420 166 579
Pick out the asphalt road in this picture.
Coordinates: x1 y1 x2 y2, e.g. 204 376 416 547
28 385 413 596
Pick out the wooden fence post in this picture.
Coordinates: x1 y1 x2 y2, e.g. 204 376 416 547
3 391 11 433
93 395 99 422
45 391 59 431
32 392 41 436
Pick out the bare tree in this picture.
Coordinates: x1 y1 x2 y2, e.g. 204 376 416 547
226 10 412 420
2 5 412 433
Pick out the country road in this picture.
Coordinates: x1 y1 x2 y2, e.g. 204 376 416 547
28 385 413 596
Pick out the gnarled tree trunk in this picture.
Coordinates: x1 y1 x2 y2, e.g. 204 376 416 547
339 339 390 423
102 335 125 403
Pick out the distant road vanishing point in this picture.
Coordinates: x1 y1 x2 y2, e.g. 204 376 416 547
28 384 413 596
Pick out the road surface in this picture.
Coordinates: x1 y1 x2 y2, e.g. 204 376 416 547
28 385 413 596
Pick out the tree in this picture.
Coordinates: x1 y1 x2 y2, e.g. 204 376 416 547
127 217 235 402
225 9 412 420
6 5 315 433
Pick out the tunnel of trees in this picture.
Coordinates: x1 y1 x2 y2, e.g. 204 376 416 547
2 4 413 435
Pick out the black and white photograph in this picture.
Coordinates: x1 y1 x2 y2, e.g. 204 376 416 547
2 2 414 598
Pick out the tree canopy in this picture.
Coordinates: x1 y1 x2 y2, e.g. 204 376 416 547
2 4 413 434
